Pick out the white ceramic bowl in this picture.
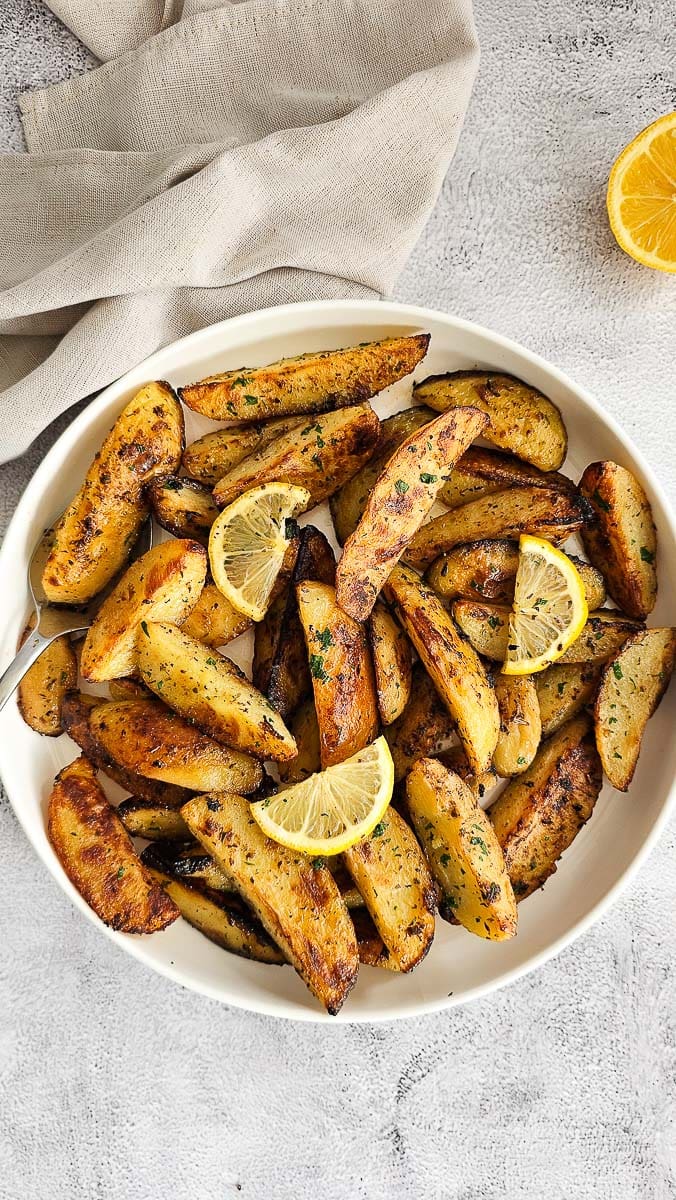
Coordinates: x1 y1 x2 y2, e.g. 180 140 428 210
1 299 674 1023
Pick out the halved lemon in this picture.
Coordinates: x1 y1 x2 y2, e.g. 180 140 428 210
607 112 676 273
250 737 394 855
209 482 310 621
501 535 588 676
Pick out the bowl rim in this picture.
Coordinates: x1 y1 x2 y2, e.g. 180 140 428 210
1 296 675 1023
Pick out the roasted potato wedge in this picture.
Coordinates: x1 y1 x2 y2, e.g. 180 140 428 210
182 418 306 486
277 698 322 784
182 792 359 1014
580 461 657 619
117 799 192 840
385 664 454 783
212 404 381 509
335 406 488 620
453 601 643 664
140 841 234 891
367 602 412 726
47 756 180 932
147 476 220 546
351 907 394 969
492 675 541 777
137 621 296 761
180 333 430 421
180 584 252 646
489 716 602 899
343 807 436 971
42 381 184 604
426 541 605 608
296 581 379 767
434 745 498 803
413 370 567 471
594 627 675 790
80 540 207 682
89 698 263 792
329 406 436 545
108 678 154 702
17 619 77 736
406 758 517 937
535 663 600 737
384 564 499 773
438 445 575 509
405 486 590 570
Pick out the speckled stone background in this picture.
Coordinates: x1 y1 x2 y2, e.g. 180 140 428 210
1 2 675 1197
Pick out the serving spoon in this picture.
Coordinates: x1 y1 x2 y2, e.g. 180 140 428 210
0 519 153 714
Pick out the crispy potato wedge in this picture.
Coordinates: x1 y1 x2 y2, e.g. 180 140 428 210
137 621 296 761
140 841 234 891
580 461 657 619
367 602 412 726
182 418 306 486
179 584 253 647
108 677 154 701
80 540 207 682
147 476 220 546
296 581 379 767
569 556 608 611
117 799 192 840
42 381 184 604
180 333 430 421
329 407 436 545
434 745 498 803
594 627 675 790
47 757 180 932
212 404 381 509
426 541 605 608
277 698 322 784
452 601 643 664
343 806 436 971
438 445 575 509
489 716 602 899
335 406 487 620
17 619 77 736
406 758 517 937
535 662 601 737
385 564 499 773
182 792 359 1014
351 907 391 968
405 486 590 570
492 675 541 777
89 699 262 792
385 664 454 783
413 370 567 471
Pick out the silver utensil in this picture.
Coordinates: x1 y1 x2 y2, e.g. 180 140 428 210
0 519 153 714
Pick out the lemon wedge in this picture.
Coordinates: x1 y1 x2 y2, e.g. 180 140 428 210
208 483 310 621
250 737 394 855
501 535 588 675
607 112 676 274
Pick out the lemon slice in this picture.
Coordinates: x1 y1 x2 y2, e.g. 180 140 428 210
250 737 394 855
502 535 588 676
607 112 676 274
209 483 310 620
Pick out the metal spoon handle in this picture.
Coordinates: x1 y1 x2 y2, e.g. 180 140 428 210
0 628 63 714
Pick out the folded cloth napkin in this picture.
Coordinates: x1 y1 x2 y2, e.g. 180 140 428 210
0 0 478 463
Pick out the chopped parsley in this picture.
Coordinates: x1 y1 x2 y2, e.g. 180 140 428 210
206 657 217 666
612 662 623 680
487 614 501 630
419 472 438 485
439 852 451 867
639 546 655 563
311 856 326 870
394 479 409 494
315 628 333 651
117 866 125 879
309 654 329 683
244 395 258 406
371 822 386 839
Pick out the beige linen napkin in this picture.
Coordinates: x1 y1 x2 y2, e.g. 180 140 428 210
0 0 478 462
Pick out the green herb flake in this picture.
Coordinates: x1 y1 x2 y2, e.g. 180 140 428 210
117 867 125 879
244 395 258 406
309 654 329 683
206 657 217 666
140 621 150 638
316 628 333 651
612 662 623 680
311 856 326 870
371 822 386 839
487 615 501 630
639 546 655 563
557 681 567 696
394 479 409 494
439 852 451 866
419 472 438 485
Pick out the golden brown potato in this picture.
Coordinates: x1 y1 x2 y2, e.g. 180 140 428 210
452 601 643 664
434 745 498 804
140 841 234 891
413 370 567 471
179 333 430 421
351 907 396 969
296 581 379 768
568 557 607 611
180 584 253 647
147 476 220 546
182 417 306 486
329 406 436 545
80 540 207 682
384 564 499 773
385 665 454 783
47 756 180 933
335 406 487 620
182 792 359 1014
42 381 184 604
492 675 541 777
107 678 154 701
406 758 517 937
17 619 77 736
405 486 590 569
117 800 192 840
580 461 657 619
426 542 605 608
489 716 602 899
212 404 381 509
89 698 263 792
367 602 412 726
594 627 675 790
535 662 600 737
137 622 296 761
343 807 436 970
277 698 322 784
438 445 575 509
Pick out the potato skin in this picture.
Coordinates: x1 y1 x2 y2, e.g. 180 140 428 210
367 602 412 726
413 370 567 471
434 745 498 804
179 333 430 421
42 381 184 604
277 698 322 784
180 584 253 647
147 476 220 546
535 663 600 737
335 406 488 620
438 445 575 509
117 800 191 841
385 664 454 783
594 627 675 790
17 619 77 736
80 540 207 682
182 417 306 486
492 675 541 777
426 542 605 608
47 756 180 933
580 461 657 619
452 601 643 664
